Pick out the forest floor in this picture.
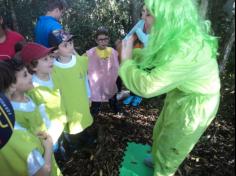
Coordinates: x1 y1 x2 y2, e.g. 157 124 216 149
56 76 235 176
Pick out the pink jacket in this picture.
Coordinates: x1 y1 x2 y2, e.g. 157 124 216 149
87 47 119 102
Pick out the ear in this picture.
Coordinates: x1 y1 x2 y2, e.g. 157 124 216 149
8 84 17 95
55 8 60 13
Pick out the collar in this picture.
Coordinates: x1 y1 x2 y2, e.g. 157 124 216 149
11 96 36 112
95 47 112 60
32 74 54 89
54 55 76 69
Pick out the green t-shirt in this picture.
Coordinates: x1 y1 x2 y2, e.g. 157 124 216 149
11 97 47 134
52 55 93 134
0 124 62 176
28 75 67 143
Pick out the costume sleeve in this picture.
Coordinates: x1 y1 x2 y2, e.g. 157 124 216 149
124 20 145 40
135 28 149 47
27 149 45 176
119 57 193 98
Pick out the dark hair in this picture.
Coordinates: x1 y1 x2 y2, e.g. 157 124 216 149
26 60 38 74
47 0 68 12
95 27 109 38
0 58 25 92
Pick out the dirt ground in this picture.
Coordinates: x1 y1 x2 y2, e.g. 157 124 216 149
56 77 235 176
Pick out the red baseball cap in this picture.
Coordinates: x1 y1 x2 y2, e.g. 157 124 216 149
20 42 54 64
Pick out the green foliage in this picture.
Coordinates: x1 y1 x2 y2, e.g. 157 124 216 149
0 0 234 68
0 0 142 54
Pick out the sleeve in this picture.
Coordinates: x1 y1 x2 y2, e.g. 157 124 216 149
119 57 192 98
27 149 45 176
12 31 25 41
135 28 149 47
51 22 63 32
124 20 145 40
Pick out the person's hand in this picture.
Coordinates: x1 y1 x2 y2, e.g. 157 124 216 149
121 36 134 62
37 132 53 149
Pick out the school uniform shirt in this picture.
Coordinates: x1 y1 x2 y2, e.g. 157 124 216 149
0 30 24 60
0 122 62 176
52 54 93 134
87 47 119 102
11 97 47 134
28 75 67 144
35 16 62 48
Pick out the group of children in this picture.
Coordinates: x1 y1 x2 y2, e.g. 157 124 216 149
0 1 150 175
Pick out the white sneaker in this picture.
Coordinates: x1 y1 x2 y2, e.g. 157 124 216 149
116 90 130 101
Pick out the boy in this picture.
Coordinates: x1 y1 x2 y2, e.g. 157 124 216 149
50 30 94 149
86 27 120 116
35 0 68 48
0 59 62 176
20 42 67 151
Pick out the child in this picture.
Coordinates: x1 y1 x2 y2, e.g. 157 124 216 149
5 58 47 134
0 59 62 176
86 27 120 116
20 42 67 152
35 0 68 48
49 30 94 149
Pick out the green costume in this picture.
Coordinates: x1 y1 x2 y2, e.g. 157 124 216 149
0 125 62 176
52 55 93 134
119 0 221 175
28 75 67 144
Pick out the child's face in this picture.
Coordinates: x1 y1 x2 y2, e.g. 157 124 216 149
58 41 74 58
96 34 109 50
34 54 54 75
14 67 33 93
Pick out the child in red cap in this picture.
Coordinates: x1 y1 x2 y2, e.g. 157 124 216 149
20 42 67 155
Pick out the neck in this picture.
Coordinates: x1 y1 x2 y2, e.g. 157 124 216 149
35 72 50 81
46 12 58 20
4 91 12 100
11 91 28 103
57 55 72 63
97 46 107 50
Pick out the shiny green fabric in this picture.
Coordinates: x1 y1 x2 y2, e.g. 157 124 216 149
119 43 220 175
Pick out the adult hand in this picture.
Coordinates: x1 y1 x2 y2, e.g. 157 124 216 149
121 36 134 62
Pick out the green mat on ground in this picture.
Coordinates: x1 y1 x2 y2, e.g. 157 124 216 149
119 142 153 176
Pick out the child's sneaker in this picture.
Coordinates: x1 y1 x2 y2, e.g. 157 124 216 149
131 96 142 107
123 95 134 105
144 156 154 168
116 90 130 101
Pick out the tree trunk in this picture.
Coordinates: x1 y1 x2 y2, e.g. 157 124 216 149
130 0 142 26
8 0 19 31
220 18 235 74
199 0 209 19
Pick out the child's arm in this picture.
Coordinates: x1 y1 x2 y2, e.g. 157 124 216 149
34 132 53 176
